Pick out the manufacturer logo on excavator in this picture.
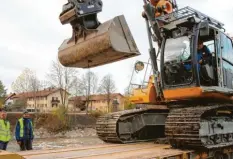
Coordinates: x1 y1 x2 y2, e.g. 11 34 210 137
87 5 95 9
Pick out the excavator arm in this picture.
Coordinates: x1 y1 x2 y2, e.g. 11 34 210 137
58 0 178 101
58 0 177 69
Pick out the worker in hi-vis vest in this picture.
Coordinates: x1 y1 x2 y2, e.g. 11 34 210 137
0 108 11 150
15 110 34 151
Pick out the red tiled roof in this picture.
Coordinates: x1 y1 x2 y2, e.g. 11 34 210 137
5 93 16 101
12 88 68 99
69 93 124 101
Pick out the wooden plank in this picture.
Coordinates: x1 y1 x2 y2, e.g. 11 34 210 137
19 143 193 159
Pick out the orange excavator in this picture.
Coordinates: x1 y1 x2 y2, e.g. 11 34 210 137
58 0 233 150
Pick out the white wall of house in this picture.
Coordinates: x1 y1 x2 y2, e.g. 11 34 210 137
90 95 125 112
27 97 47 112
69 94 125 113
47 90 69 111
26 90 70 112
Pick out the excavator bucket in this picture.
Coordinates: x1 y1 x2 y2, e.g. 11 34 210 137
58 15 140 68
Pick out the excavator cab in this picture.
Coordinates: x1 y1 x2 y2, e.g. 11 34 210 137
158 7 233 100
58 0 140 68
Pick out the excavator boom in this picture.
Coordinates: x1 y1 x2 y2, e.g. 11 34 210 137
58 0 177 69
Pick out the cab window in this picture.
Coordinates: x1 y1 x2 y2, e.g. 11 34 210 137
221 33 233 62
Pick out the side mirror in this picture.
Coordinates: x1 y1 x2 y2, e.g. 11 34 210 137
199 21 210 37
135 61 145 72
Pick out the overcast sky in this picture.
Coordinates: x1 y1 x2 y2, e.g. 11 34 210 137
0 0 233 94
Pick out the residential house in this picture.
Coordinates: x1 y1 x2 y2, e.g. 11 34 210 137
69 93 125 113
4 93 16 107
11 88 70 112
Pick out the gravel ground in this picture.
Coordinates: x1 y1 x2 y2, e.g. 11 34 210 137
7 127 104 152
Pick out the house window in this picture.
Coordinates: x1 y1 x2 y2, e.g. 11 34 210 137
52 104 58 107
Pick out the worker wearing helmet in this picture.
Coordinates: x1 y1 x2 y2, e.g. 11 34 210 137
0 108 11 150
15 110 34 151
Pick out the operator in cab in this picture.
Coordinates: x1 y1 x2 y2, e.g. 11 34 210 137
197 40 212 66
184 40 211 72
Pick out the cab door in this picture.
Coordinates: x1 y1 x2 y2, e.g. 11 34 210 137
220 32 233 89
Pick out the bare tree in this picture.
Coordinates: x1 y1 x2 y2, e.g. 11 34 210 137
12 68 41 93
12 68 41 111
47 60 78 107
90 72 99 95
40 80 52 90
29 72 41 112
98 74 116 112
79 71 98 113
70 77 82 96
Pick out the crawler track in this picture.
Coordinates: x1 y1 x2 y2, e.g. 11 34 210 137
166 105 233 149
97 103 233 150
96 106 168 143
